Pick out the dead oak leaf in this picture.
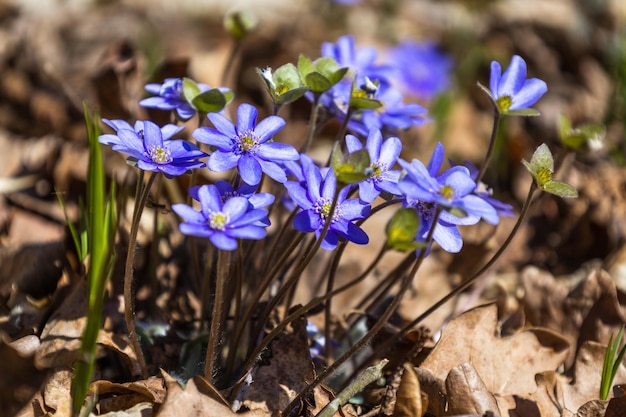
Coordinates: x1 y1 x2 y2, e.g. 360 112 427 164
421 303 569 396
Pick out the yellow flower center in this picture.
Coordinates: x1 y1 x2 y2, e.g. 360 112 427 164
209 212 229 231
440 185 455 200
497 95 512 112
237 131 259 153
315 199 341 223
147 144 173 164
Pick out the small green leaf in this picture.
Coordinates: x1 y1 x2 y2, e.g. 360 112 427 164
541 181 578 198
385 208 426 252
275 87 309 104
182 77 201 104
327 67 349 86
331 142 371 185
349 96 382 110
297 54 315 78
529 143 554 172
305 72 332 93
191 88 227 113
223 10 258 40
502 108 541 117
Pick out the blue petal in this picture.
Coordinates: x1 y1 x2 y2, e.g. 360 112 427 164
365 129 383 160
116 129 145 156
194 127 233 149
227 225 266 240
160 124 185 141
293 210 315 232
510 78 547 110
171 203 205 224
321 171 337 200
358 180 379 203
257 158 288 183
180 223 213 239
169 140 206 160
427 142 445 177
254 115 286 142
140 96 173 110
462 194 500 225
248 193 275 209
144 83 162 94
207 112 237 138
319 230 339 251
441 169 476 197
489 61 502 97
103 119 133 132
257 142 299 161
223 196 250 222
497 55 527 98
433 222 463 253
142 120 164 150
345 134 363 153
302 156 322 202
340 198 370 220
176 104 196 120
284 181 314 210
238 154 262 185
230 209 269 227
236 103 258 132
343 222 369 245
208 150 239 172
398 178 436 203
198 184 223 216
210 233 238 251
378 136 401 166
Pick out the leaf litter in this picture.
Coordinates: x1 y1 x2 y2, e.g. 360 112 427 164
1 1 626 417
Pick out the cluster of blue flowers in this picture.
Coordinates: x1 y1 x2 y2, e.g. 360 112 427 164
99 42 547 254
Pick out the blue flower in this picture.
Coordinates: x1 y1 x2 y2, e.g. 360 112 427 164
398 142 499 253
350 85 428 136
284 154 370 250
99 119 207 178
139 78 206 120
387 40 452 100
488 55 547 113
172 184 269 251
194 103 299 186
189 180 275 226
345 128 403 202
462 161 515 218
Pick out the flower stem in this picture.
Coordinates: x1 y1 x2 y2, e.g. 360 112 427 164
475 106 501 185
205 249 232 386
300 94 321 153
375 182 538 365
123 171 158 378
281 209 442 417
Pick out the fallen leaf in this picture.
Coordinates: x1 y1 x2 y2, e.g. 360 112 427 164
43 368 73 416
90 377 165 414
393 363 425 417
157 374 268 417
421 303 569 396
445 363 501 416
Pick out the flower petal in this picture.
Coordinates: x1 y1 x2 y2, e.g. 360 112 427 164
257 158 288 183
207 112 237 138
489 61 502 97
172 203 206 223
210 233 238 251
194 127 233 149
510 78 548 110
433 222 462 253
257 142 299 161
236 103 258 132
254 115 286 142
208 150 239 172
497 55 527 98
238 154 263 185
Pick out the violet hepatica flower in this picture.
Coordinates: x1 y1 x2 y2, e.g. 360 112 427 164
345 128 402 202
99 119 207 178
387 40 452 100
189 180 275 226
284 154 370 250
488 55 547 114
172 184 269 251
140 78 206 120
194 103 299 186
398 142 499 253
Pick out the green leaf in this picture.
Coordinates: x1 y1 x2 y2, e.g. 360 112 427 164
223 10 258 40
327 67 349 86
313 57 341 77
191 88 227 113
275 87 309 105
529 143 554 172
385 208 426 252
182 77 201 104
331 142 371 185
274 63 303 89
297 54 315 78
502 108 541 117
305 72 333 93
541 181 578 198
349 96 382 110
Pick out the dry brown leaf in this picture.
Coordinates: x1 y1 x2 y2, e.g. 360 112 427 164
90 377 165 414
157 373 268 417
421 304 569 397
605 395 626 417
43 368 73 416
414 367 447 416
575 399 608 417
0 341 50 417
241 315 314 414
445 363 501 416
393 363 424 417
